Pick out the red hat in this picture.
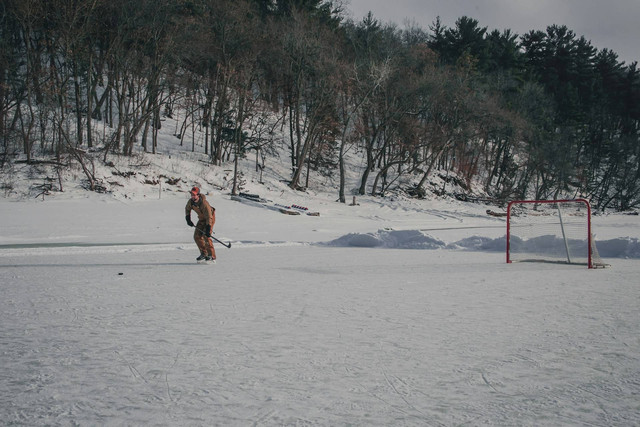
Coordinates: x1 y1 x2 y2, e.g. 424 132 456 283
190 186 200 195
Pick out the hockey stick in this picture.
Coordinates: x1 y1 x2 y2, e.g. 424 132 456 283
194 226 232 248
210 234 231 248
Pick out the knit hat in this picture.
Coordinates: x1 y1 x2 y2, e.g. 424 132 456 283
190 186 200 195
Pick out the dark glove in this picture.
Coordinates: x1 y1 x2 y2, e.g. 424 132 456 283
203 224 211 237
185 215 194 227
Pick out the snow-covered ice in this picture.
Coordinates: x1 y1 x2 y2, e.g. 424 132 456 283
1 189 639 426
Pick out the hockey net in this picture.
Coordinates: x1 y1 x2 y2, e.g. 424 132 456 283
506 199 606 268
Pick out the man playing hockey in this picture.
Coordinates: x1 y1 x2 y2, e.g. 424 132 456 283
185 186 216 262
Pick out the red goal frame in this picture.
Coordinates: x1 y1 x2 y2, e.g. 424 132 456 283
506 198 604 269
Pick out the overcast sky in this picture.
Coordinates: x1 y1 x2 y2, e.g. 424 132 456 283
346 0 639 65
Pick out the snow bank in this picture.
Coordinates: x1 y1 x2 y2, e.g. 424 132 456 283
326 230 640 259
325 229 445 249
595 237 640 258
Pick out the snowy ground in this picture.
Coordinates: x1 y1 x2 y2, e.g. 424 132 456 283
1 189 639 426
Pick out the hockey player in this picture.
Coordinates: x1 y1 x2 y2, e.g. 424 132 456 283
185 186 216 262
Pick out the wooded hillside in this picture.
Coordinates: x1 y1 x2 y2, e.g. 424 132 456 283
1 0 638 210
